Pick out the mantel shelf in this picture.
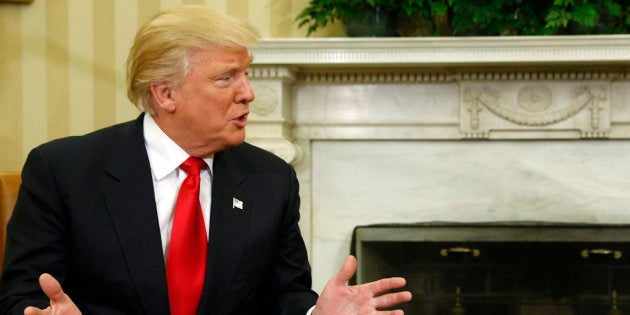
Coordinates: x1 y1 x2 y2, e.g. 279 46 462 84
250 35 630 68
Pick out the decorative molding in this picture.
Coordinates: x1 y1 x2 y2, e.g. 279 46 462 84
460 82 611 139
454 70 628 81
293 69 629 84
298 71 454 84
250 66 296 81
251 36 630 68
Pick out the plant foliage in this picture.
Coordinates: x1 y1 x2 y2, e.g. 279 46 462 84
296 0 630 36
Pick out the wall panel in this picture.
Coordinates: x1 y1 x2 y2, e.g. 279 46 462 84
20 0 47 159
0 4 23 170
0 0 320 171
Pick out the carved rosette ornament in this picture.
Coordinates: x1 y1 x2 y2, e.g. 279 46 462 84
250 84 278 116
518 86 552 112
460 82 610 139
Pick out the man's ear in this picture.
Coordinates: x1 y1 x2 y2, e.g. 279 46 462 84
150 82 176 113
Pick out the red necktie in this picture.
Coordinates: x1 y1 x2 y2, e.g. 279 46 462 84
167 157 208 315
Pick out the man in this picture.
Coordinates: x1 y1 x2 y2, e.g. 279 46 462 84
0 5 411 315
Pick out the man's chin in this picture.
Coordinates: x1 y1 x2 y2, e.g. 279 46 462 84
224 134 246 148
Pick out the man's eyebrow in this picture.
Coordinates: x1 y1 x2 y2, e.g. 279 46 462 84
212 55 255 77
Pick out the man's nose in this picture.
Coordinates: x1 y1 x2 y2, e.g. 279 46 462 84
237 76 255 104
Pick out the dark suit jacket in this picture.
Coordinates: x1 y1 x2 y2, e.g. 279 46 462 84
0 114 318 314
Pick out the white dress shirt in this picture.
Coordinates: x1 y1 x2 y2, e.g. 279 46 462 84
143 114 213 258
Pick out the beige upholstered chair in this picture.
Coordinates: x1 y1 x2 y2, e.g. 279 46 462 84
0 172 21 270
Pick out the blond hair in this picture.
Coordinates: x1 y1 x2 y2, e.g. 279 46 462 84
126 5 260 112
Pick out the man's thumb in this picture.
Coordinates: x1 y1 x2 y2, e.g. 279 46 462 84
39 273 65 302
332 255 357 286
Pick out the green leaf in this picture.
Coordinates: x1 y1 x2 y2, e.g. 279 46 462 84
571 2 599 26
545 8 571 28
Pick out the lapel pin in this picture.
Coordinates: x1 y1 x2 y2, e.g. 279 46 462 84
232 197 243 210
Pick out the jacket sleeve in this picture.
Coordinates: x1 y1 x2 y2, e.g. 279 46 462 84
271 165 319 315
0 147 70 314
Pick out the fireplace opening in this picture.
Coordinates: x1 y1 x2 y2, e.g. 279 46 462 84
351 222 630 315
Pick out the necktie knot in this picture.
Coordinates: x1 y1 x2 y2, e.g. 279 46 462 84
180 157 205 175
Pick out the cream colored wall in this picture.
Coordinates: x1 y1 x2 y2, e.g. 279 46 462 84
0 0 344 171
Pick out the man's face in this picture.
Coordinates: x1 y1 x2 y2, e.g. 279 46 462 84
166 47 254 156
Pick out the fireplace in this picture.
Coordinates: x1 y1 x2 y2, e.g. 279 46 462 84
352 223 630 314
248 36 630 292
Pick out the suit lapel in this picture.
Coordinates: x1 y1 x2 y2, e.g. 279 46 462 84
200 148 253 314
103 115 170 315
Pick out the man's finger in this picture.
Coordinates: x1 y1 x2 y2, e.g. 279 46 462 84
366 277 407 295
373 290 413 309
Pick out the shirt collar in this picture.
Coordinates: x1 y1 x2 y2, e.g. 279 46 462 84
143 114 213 180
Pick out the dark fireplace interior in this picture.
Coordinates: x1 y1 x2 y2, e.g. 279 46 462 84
351 223 630 315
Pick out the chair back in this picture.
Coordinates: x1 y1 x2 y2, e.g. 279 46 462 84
0 172 21 270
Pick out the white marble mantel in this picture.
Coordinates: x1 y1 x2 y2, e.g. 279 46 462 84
248 36 630 159
246 36 630 292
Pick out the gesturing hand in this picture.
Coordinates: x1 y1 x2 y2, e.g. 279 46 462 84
23 273 82 315
313 255 412 315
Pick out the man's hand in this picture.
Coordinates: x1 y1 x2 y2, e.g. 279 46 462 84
23 273 82 315
313 255 412 315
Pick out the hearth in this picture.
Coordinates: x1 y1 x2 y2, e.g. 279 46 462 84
351 222 630 315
